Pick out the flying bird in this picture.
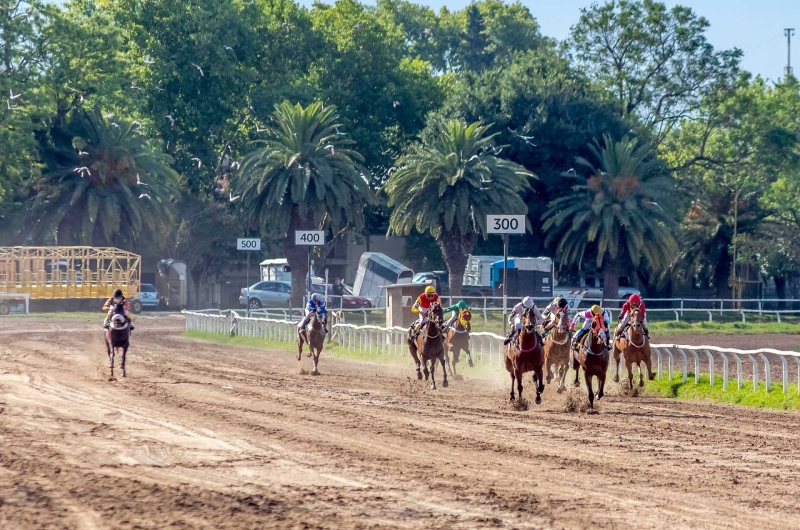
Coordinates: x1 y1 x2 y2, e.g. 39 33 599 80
6 99 16 111
130 82 143 91
282 22 291 31
224 45 234 51
138 194 151 200
165 115 175 126
73 167 90 177
144 55 154 65
209 130 219 139
190 63 204 77
255 124 266 133
230 161 240 170
392 101 400 108
136 174 149 187
9 90 21 100
324 144 335 155
229 192 241 202
191 157 202 168
78 150 89 156
111 123 121 129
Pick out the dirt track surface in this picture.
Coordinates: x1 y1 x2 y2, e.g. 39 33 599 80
2 317 800 529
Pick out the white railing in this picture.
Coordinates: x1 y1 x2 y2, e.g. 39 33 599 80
183 310 800 394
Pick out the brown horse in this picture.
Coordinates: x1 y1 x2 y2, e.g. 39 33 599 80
572 314 609 412
445 308 473 376
298 310 326 375
105 304 130 379
504 307 545 404
543 308 572 393
408 303 448 389
613 307 654 391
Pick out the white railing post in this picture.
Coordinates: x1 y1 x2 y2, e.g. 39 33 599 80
720 352 729 390
758 353 771 392
704 350 714 387
748 354 758 391
676 349 688 384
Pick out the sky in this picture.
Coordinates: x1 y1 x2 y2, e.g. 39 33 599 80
301 0 800 82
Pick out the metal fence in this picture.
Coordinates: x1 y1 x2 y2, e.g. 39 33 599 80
182 309 800 395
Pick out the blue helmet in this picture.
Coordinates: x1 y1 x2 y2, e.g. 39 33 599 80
310 293 319 302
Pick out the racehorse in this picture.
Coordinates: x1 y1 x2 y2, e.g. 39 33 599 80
105 302 130 378
572 313 609 412
613 307 654 391
543 308 572 393
445 307 474 376
408 302 448 389
298 309 326 376
504 307 545 404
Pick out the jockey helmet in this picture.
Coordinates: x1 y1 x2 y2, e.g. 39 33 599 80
628 294 642 305
522 296 534 308
590 304 602 315
113 288 123 298
557 297 568 309
457 300 468 309
424 285 436 295
310 293 319 302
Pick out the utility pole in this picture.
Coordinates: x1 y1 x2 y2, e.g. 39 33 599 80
786 28 795 78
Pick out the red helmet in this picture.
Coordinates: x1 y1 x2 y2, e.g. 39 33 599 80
628 294 642 305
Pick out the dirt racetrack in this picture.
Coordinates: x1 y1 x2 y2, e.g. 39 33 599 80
2 316 800 529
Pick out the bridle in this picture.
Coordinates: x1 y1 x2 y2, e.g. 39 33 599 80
549 309 570 345
626 308 646 348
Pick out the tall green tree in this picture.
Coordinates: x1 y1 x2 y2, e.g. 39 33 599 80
571 0 741 144
28 108 178 246
237 101 373 306
542 134 678 299
384 120 534 295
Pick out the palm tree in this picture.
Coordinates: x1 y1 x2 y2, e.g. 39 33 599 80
237 101 373 307
384 120 534 296
541 134 678 300
29 108 178 246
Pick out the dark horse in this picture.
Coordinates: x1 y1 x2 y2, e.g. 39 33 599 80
504 307 545 404
408 302 448 389
572 313 609 412
445 307 474 376
298 309 326 376
105 302 131 378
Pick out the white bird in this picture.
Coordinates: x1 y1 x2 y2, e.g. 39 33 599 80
6 99 16 111
324 144 335 155
282 22 291 31
103 112 115 119
139 194 151 200
111 123 121 129
9 90 21 100
209 130 218 139
392 100 400 108
255 124 266 132
78 150 89 156
131 120 142 127
229 192 240 202
230 161 240 170
191 157 202 168
73 167 90 177
387 167 397 175
423 28 432 37
136 174 149 187
380 145 391 155
491 146 504 155
144 55 154 65
165 115 175 126
191 63 204 77
64 85 83 94
468 154 480 162
224 45 234 51
130 82 143 90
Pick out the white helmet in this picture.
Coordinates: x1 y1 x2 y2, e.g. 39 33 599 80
523 296 534 307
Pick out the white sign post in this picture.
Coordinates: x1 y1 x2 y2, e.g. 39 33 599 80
237 238 262 317
487 215 527 335
295 231 326 306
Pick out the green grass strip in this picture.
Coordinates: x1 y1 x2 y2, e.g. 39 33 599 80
645 372 800 410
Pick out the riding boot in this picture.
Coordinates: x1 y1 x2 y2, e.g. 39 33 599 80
572 329 586 350
605 332 612 351
503 329 515 345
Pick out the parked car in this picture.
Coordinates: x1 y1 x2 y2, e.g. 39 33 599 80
239 281 292 309
138 283 160 309
310 283 373 310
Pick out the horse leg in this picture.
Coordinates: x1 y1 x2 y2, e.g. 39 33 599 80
613 346 621 383
516 369 524 400
312 347 320 376
466 348 474 368
557 362 567 393
638 360 645 387
545 356 554 384
626 358 635 394
297 334 304 361
534 367 544 405
429 358 437 390
440 353 446 388
584 371 595 412
598 372 607 401
509 372 516 401
409 344 422 380
423 356 430 380
645 354 655 381
572 351 581 388
121 345 128 378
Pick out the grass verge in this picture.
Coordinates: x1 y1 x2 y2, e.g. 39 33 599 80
183 330 504 377
645 372 800 410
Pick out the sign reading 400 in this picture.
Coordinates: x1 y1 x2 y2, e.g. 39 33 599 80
295 230 325 246
486 215 526 234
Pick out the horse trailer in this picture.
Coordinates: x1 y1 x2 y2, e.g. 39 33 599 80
352 252 414 307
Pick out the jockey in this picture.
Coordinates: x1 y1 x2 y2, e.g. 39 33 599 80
571 304 610 351
443 300 469 331
298 293 327 332
503 296 544 345
542 296 570 335
616 294 650 338
411 285 439 331
103 289 134 331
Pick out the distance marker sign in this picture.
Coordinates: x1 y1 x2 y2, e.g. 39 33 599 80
486 215 526 234
295 230 325 245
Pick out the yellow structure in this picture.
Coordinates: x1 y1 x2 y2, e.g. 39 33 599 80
0 247 141 300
